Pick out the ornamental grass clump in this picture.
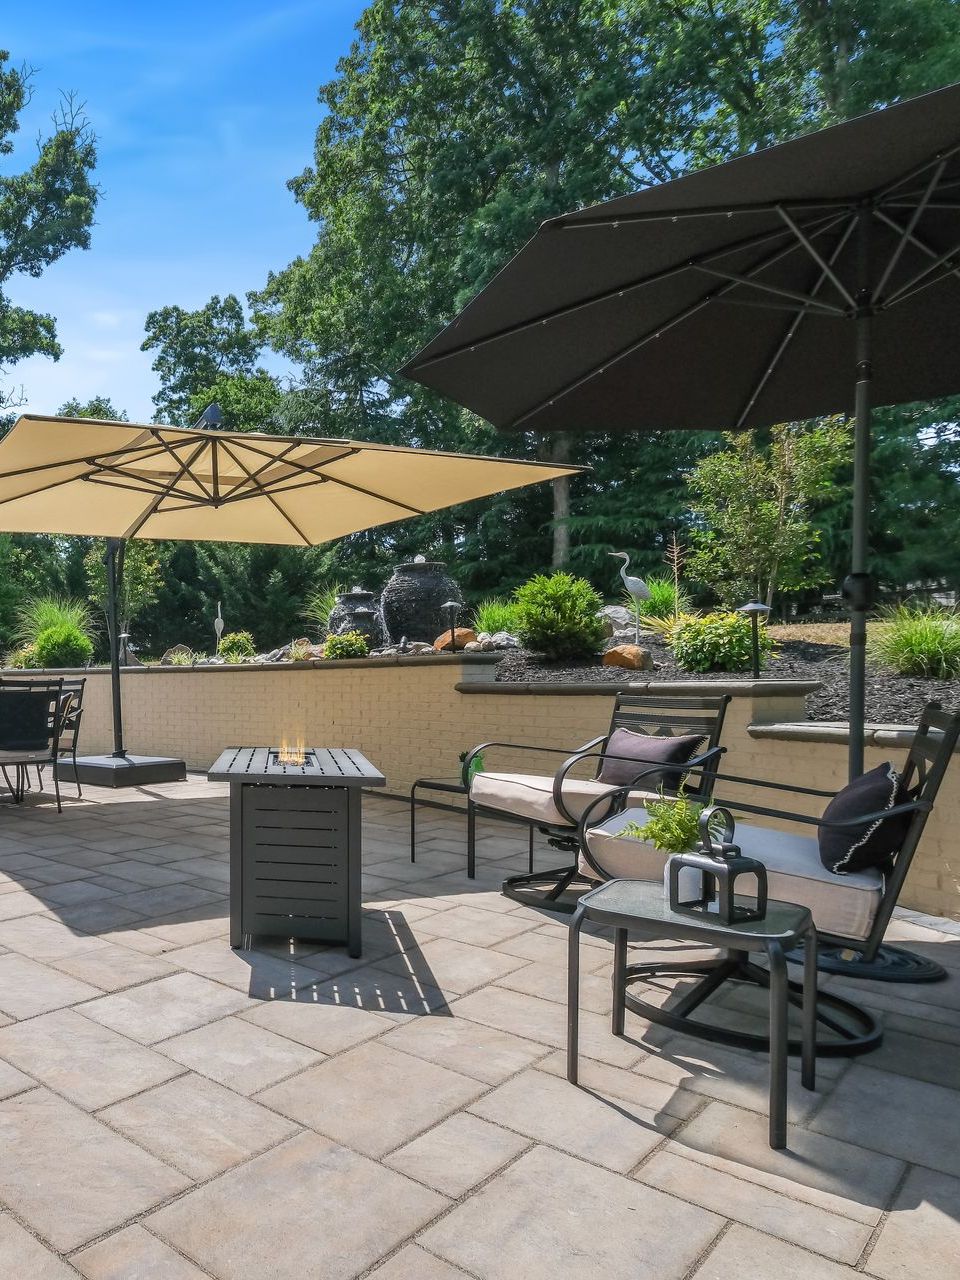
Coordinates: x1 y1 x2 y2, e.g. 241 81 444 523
621 791 705 853
303 582 345 637
868 604 960 679
513 572 604 660
625 574 691 623
473 596 522 635
671 611 774 673
323 630 368 659
14 596 93 648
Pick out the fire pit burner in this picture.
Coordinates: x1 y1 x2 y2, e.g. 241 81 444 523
208 746 386 955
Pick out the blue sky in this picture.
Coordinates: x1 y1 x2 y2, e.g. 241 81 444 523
4 0 366 422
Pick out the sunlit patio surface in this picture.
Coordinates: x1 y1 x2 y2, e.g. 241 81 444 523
0 778 956 1278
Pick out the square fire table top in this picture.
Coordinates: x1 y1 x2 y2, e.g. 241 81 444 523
208 747 385 787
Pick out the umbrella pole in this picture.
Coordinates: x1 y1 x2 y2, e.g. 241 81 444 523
105 538 126 759
847 212 873 781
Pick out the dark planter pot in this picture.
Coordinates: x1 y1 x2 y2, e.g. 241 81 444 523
381 560 462 645
328 588 385 649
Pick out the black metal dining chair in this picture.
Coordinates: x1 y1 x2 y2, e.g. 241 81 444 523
0 680 66 811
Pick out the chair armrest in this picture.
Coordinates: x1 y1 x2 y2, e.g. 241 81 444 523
461 736 604 786
711 796 930 831
551 745 724 827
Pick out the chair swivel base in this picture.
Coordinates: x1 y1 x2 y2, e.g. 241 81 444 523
624 951 881 1058
787 940 947 984
501 863 586 914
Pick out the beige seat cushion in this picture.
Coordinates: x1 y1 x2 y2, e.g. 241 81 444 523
470 771 659 828
580 809 883 942
0 749 49 763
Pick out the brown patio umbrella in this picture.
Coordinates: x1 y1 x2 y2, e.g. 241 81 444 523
400 81 960 780
0 414 580 782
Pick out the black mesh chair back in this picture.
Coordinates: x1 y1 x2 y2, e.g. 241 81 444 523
0 685 62 753
600 692 730 802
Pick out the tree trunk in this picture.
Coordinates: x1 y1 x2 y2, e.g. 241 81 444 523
549 433 572 569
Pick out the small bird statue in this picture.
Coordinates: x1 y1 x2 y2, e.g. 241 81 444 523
214 601 225 653
609 552 650 644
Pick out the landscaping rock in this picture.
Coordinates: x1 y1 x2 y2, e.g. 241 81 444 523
602 644 654 671
408 642 435 654
463 640 482 652
433 627 478 652
598 605 633 636
160 644 193 666
490 631 520 649
479 638 497 651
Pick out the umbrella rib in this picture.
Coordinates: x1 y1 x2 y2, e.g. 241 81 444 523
509 212 851 430
216 441 360 496
734 213 859 428
411 213 843 372
551 197 854 230
777 206 857 309
0 435 173 482
874 139 960 200
691 264 846 315
873 209 960 291
121 439 214 540
872 160 947 303
217 441 304 500
147 430 214 502
84 472 213 506
216 440 313 545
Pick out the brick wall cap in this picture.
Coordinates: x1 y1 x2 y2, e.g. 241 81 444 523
457 678 822 697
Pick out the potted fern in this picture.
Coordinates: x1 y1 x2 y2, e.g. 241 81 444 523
619 790 704 855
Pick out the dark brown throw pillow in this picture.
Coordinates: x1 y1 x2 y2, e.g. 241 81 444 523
598 729 705 793
818 762 913 875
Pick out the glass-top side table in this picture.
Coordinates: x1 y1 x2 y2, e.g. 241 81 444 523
567 878 817 1150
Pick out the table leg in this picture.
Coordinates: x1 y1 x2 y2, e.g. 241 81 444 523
612 927 627 1036
567 904 585 1084
409 784 417 863
767 940 788 1150
467 799 476 880
802 927 818 1092
528 826 534 875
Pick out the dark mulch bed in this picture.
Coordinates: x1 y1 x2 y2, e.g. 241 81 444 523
494 636 960 724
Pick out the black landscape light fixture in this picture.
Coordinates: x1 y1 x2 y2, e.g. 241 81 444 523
442 600 461 651
738 600 772 679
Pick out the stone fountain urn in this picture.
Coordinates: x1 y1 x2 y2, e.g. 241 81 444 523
327 587 385 649
381 557 462 645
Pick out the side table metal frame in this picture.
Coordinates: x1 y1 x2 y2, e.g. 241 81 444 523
567 895 817 1150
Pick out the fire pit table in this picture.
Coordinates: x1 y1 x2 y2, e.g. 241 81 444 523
208 747 385 956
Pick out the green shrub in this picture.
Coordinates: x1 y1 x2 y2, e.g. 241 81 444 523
868 604 960 679
34 623 94 669
303 582 345 637
218 630 256 662
671 611 774 673
513 573 604 660
6 643 39 669
324 630 368 659
621 791 705 853
624 574 690 622
473 597 522 635
14 596 93 647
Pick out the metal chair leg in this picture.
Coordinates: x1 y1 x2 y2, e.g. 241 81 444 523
612 928 627 1036
409 783 418 863
467 798 476 879
567 903 585 1084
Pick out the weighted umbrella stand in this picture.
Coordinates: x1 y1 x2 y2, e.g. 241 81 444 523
58 536 188 788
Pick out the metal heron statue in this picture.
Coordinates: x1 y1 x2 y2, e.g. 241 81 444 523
609 551 650 644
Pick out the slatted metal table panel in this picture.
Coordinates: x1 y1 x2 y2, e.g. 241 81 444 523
208 747 386 955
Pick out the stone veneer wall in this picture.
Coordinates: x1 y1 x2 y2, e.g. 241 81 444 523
13 657 958 920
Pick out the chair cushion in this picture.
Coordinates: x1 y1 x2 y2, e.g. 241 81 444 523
580 809 882 941
597 729 704 791
819 762 912 874
470 772 659 828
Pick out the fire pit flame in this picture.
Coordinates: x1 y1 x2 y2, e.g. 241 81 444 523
276 740 307 767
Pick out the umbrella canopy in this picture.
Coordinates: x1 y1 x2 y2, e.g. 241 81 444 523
0 415 578 543
400 82 960 777
0 414 580 764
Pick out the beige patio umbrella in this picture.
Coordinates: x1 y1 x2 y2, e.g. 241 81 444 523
0 414 581 783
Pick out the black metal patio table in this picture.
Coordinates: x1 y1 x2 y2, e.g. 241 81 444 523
567 878 817 1149
209 747 385 956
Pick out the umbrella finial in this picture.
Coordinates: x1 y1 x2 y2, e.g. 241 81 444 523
195 402 224 430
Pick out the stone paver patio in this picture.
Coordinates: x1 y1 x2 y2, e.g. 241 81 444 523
0 776 957 1278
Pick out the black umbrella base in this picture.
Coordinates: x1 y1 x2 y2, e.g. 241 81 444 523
57 754 187 788
787 940 947 983
625 955 881 1057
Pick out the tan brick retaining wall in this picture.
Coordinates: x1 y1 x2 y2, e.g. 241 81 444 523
14 659 959 920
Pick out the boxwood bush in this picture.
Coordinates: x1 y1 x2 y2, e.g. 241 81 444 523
513 572 604 660
34 623 94 669
671 612 774 673
324 630 368 659
218 630 256 662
